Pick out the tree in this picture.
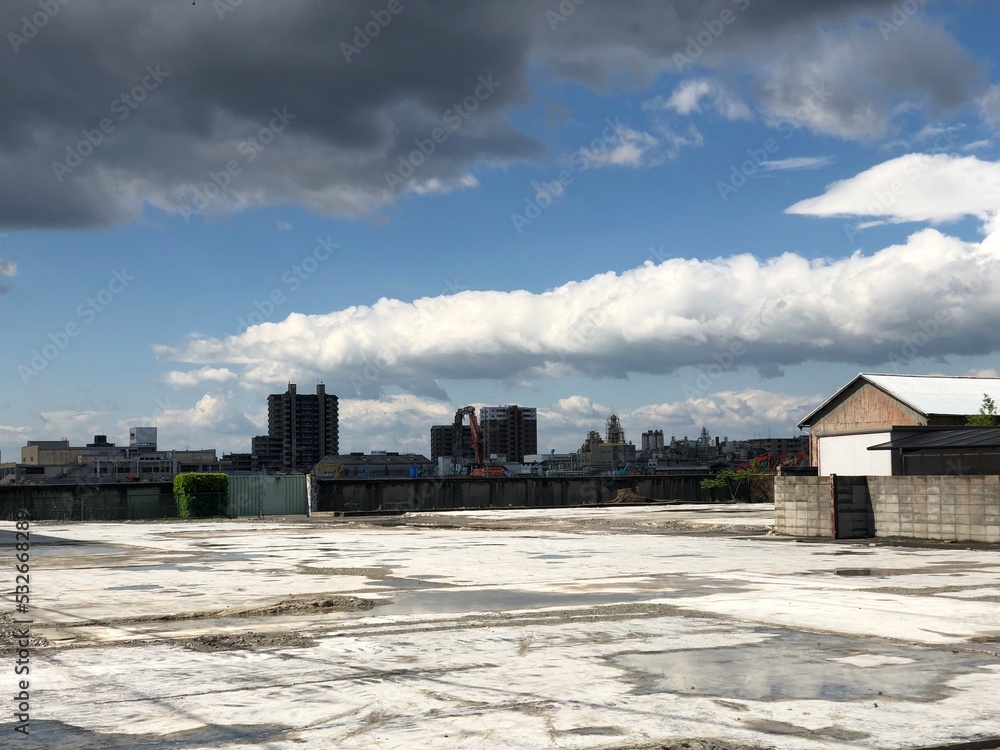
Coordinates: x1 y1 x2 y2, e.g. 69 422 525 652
966 393 997 427
700 457 768 502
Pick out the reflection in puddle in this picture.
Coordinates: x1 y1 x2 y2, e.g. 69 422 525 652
836 568 907 577
834 566 977 577
366 577 437 590
368 588 656 616
31 544 124 556
106 584 162 591
613 632 993 702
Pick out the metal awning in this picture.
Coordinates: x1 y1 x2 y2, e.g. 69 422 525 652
868 428 1000 451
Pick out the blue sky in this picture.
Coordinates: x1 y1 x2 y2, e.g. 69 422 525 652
4 0 1000 460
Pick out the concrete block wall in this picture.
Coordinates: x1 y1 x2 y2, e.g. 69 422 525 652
774 475 833 538
777 474 1000 543
869 475 1000 543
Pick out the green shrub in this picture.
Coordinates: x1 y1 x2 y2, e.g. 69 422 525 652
174 473 229 518
700 458 767 502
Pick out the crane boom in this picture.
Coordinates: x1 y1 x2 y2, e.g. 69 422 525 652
467 409 482 465
452 405 483 469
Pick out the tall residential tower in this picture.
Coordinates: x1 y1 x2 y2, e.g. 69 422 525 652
480 405 537 463
252 383 339 471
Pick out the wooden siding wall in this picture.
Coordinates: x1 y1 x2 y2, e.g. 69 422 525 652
809 382 924 463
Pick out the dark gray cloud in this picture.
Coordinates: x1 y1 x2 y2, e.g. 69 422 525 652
1 0 984 229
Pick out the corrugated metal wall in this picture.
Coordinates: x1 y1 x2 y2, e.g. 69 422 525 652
229 475 307 516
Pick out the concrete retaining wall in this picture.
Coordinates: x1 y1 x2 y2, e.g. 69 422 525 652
316 475 744 513
1 477 307 521
775 474 1000 542
0 483 178 521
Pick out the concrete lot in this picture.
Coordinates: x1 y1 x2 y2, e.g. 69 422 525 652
5 503 1000 749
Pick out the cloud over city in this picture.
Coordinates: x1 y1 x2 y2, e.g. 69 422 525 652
157 221 999 400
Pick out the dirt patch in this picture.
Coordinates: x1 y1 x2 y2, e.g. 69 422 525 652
297 566 391 578
965 635 1000 656
240 595 385 616
62 593 386 629
184 630 316 652
611 488 655 504
341 512 772 537
0 612 49 653
629 741 774 750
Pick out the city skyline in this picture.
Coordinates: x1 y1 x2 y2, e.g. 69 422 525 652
1 391 797 464
4 2 1000 462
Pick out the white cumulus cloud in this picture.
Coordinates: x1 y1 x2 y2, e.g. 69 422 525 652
156 225 1000 401
161 367 239 389
124 392 261 452
761 156 833 171
574 124 664 168
787 153 1000 225
646 79 753 121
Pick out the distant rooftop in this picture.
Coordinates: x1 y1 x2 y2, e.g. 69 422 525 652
317 453 432 466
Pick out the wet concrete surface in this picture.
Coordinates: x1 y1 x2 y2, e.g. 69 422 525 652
7 506 1000 748
368 588 662 616
613 630 995 702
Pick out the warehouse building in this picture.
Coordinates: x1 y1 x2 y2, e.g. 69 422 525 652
798 373 1000 476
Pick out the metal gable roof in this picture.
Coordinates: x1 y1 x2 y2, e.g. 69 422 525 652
863 374 1000 416
868 427 1000 451
798 373 1000 428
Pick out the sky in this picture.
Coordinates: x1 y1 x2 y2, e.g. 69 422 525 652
4 0 1000 461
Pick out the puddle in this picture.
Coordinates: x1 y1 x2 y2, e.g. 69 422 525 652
833 564 994 577
106 584 162 591
835 568 914 577
31 544 124 557
365 588 657 616
563 726 626 737
655 554 703 558
365 577 439 590
814 550 874 556
121 564 216 572
612 631 993 702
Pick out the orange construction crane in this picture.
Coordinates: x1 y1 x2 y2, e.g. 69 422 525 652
453 405 483 469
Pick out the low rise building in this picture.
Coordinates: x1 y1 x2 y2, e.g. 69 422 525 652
315 452 435 479
1 431 219 485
